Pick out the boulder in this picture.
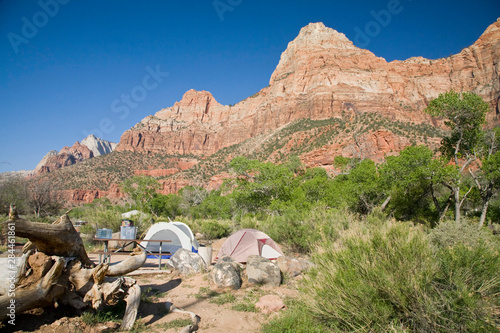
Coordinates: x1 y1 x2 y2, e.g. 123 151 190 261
276 256 311 277
246 255 281 287
255 295 286 314
168 249 205 275
211 256 241 289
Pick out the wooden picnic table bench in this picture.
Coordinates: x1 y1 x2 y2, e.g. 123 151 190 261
92 238 172 269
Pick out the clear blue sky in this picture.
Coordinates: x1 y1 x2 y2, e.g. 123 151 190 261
1 0 499 173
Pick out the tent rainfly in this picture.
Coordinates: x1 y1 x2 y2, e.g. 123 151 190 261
216 229 283 263
140 222 199 255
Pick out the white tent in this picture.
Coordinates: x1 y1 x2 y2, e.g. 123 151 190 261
140 222 199 255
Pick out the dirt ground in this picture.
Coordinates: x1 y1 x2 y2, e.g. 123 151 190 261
1 250 301 333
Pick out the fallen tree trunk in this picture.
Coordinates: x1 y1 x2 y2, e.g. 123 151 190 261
0 205 147 330
8 206 94 267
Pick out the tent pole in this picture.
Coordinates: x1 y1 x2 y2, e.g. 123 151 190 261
159 242 162 270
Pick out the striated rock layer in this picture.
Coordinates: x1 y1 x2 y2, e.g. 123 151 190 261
116 19 500 158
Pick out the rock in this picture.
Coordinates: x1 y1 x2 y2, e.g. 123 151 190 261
168 249 205 275
255 295 286 314
276 256 311 278
81 134 117 157
246 255 281 287
34 135 116 175
211 256 241 289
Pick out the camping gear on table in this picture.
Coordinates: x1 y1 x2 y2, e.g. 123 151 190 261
121 219 133 227
216 228 283 263
140 222 199 258
120 226 137 240
96 228 112 239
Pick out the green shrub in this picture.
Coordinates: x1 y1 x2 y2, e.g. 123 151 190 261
295 218 500 332
432 242 500 331
261 208 312 253
302 221 436 332
429 220 499 249
200 220 230 240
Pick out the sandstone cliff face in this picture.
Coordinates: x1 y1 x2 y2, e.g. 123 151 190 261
116 19 500 158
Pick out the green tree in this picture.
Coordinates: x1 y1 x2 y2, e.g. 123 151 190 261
379 145 453 223
327 159 384 214
228 157 295 214
471 150 500 227
425 91 489 223
148 193 183 219
191 190 233 219
121 175 160 214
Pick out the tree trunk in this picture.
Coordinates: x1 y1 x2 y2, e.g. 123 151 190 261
454 186 461 223
9 207 93 267
380 195 391 211
478 187 493 228
0 205 146 330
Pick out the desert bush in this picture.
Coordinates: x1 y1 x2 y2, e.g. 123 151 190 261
260 207 354 253
238 214 259 230
199 220 231 240
428 220 499 249
432 242 500 331
292 218 500 332
260 208 312 253
302 221 437 332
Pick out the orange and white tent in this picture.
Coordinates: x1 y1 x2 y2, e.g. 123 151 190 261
216 229 284 263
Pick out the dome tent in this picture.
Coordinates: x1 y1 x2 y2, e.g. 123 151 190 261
216 229 283 263
140 222 199 256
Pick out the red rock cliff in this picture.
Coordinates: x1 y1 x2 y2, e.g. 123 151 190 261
116 19 500 157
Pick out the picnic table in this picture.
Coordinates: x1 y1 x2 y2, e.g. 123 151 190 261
92 238 172 269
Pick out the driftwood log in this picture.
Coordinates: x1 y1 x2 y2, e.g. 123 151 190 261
0 205 146 330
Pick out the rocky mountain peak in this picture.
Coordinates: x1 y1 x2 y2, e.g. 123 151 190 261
176 89 219 108
294 22 355 49
34 150 58 173
270 22 368 84
34 135 117 175
81 134 117 157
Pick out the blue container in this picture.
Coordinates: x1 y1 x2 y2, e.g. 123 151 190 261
96 228 112 239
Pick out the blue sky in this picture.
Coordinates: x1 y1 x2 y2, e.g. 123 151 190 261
0 0 499 173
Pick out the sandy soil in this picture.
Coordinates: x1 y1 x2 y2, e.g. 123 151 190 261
1 251 301 333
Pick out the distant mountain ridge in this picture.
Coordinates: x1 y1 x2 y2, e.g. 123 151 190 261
39 19 500 204
33 135 117 175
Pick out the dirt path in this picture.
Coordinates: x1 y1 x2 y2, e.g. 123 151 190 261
1 252 300 333
134 271 299 333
